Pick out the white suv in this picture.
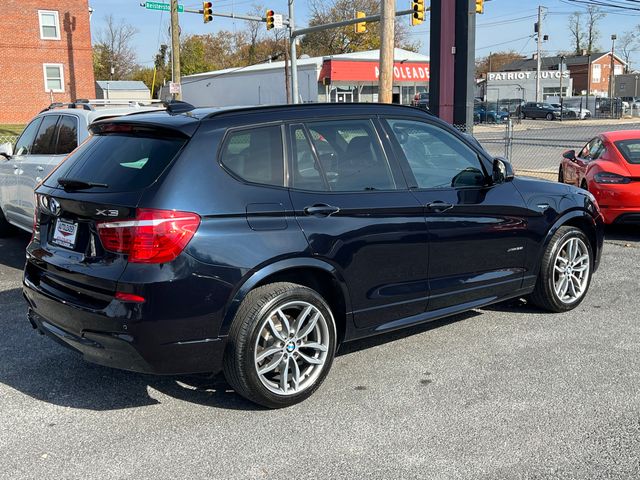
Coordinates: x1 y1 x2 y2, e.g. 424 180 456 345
0 101 161 234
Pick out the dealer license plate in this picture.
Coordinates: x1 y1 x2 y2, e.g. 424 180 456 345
51 218 78 249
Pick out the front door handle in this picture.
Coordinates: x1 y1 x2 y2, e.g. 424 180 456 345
36 166 44 172
426 201 454 213
304 204 340 217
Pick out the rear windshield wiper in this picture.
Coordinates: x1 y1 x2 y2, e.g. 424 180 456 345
57 178 109 191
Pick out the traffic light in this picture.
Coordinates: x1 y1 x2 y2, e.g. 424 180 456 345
355 11 366 34
266 9 275 30
411 0 425 26
203 2 213 23
475 0 484 14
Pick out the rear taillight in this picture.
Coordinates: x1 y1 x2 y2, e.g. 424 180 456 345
97 209 200 264
594 172 631 184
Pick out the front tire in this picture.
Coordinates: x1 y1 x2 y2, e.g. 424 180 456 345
529 226 593 312
558 167 565 183
546 112 555 121
223 282 337 408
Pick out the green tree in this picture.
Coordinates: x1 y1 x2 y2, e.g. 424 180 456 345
299 0 420 57
180 35 215 76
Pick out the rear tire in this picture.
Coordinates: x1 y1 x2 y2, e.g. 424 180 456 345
223 282 337 408
529 226 593 312
0 208 15 237
558 167 565 183
581 180 588 191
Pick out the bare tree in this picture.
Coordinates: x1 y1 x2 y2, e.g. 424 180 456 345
92 15 138 80
568 12 585 55
618 31 636 72
586 6 606 54
245 3 265 65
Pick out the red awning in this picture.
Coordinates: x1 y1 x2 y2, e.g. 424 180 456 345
319 59 430 83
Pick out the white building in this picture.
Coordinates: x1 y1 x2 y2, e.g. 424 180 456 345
171 48 430 107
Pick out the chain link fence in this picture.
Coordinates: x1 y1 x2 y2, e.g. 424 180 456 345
0 136 17 145
472 118 640 181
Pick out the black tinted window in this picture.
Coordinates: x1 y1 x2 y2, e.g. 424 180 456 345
45 134 186 192
387 119 486 189
305 119 396 191
290 125 326 191
220 125 284 187
13 117 43 156
55 116 78 154
31 115 60 155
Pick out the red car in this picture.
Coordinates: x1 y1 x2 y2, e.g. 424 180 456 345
559 131 640 224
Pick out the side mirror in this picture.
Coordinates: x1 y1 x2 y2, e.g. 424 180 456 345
562 149 576 161
0 142 12 159
493 157 514 183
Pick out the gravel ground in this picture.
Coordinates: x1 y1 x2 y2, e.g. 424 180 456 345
1 227 639 480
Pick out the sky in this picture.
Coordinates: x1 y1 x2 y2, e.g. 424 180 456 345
87 0 640 70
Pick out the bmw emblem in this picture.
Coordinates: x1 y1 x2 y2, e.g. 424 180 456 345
286 342 296 353
49 198 61 217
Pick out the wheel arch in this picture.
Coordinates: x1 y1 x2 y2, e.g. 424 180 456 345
220 258 352 344
540 210 601 273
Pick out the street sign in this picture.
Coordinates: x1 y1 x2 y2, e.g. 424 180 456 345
169 82 181 94
273 13 284 29
144 2 184 13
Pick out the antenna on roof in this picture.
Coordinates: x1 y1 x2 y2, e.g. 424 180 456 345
163 100 196 114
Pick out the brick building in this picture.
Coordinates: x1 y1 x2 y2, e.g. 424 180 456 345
501 52 626 97
0 0 95 124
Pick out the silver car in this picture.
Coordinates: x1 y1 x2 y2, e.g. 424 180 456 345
0 101 160 234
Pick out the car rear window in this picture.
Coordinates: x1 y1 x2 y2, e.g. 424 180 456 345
45 133 186 192
615 139 640 164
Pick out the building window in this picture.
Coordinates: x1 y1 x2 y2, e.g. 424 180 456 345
592 64 601 83
43 64 64 92
38 10 60 40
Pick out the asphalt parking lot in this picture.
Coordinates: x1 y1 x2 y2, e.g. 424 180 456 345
1 226 640 480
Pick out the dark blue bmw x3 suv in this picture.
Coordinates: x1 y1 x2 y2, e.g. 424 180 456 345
23 102 604 408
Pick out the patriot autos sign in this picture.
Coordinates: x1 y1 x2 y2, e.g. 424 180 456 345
488 70 570 82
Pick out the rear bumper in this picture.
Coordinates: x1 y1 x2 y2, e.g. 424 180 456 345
23 274 226 375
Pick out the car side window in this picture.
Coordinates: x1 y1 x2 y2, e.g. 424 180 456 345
13 117 43 156
386 119 486 189
304 119 396 191
220 125 284 187
578 138 599 160
289 125 326 191
31 115 60 155
55 115 78 154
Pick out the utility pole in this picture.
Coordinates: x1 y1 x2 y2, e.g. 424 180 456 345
535 5 543 102
289 0 299 104
379 0 395 103
609 34 617 99
170 0 182 100
284 36 291 104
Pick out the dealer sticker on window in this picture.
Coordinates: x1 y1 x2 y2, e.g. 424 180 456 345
52 219 78 249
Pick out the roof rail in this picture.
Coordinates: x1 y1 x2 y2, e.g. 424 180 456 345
39 102 94 113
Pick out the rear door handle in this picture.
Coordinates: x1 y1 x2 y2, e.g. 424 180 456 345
303 204 340 217
426 201 454 213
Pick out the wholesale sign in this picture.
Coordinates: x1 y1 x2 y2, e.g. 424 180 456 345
321 60 430 83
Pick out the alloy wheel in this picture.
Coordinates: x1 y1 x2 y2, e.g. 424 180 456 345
253 300 330 396
552 237 590 304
